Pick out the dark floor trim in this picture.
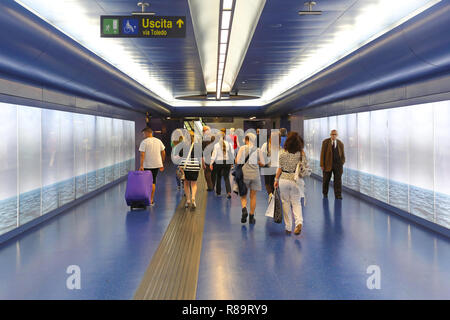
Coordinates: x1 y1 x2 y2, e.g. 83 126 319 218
134 172 208 300
311 173 450 238
0 176 127 246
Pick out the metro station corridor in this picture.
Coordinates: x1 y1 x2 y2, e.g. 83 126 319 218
0 165 448 299
0 0 450 301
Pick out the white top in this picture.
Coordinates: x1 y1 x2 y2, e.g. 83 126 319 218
211 139 232 164
139 137 165 169
260 142 280 175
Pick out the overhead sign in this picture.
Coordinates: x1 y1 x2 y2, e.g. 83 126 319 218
100 16 186 38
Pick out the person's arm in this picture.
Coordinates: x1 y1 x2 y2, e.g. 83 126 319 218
160 150 166 171
341 142 345 164
320 140 326 171
139 152 145 171
258 148 264 167
274 167 282 188
210 144 217 170
235 146 243 164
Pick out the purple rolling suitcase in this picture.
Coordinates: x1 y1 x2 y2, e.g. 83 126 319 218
125 171 153 210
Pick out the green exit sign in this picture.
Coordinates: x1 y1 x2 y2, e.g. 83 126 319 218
100 16 186 38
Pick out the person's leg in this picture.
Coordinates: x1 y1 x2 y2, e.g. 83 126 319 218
279 180 292 232
240 194 248 223
333 165 343 198
249 190 257 215
264 175 272 195
240 194 247 209
204 165 213 191
215 164 222 195
291 182 303 234
223 165 232 195
184 179 191 205
212 164 218 189
150 169 158 204
191 181 198 201
322 170 332 197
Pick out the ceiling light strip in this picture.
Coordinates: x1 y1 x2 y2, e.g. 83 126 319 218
216 0 236 100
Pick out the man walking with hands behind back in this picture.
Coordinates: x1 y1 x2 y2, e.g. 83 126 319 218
320 129 345 200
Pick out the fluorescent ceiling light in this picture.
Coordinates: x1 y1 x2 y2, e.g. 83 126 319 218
16 0 440 108
220 30 229 43
15 0 174 104
221 10 231 29
219 55 226 63
221 0 266 93
220 43 227 54
223 0 233 10
261 0 441 104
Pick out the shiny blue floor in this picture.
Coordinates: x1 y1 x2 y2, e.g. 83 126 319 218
0 165 449 299
0 166 181 299
196 177 450 299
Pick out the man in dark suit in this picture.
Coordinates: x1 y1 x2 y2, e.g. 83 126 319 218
320 129 345 200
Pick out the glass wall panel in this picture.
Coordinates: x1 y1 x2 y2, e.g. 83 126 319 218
113 119 123 180
346 113 359 192
95 116 106 189
328 116 337 133
86 116 96 193
312 118 321 175
304 100 450 229
388 107 410 212
357 112 371 196
58 111 75 206
370 109 389 203
129 121 136 171
336 115 348 186
74 113 87 199
408 103 434 222
0 104 18 235
18 106 41 225
0 102 135 236
41 109 60 214
434 101 450 228
104 118 114 184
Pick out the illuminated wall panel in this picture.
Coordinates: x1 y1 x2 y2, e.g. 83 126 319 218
0 102 135 236
0 105 18 235
388 107 410 212
18 106 42 225
305 100 450 229
434 101 450 228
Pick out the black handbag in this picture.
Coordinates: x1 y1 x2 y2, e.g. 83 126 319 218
273 187 283 224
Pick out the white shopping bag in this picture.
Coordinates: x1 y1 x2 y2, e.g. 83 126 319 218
265 194 275 218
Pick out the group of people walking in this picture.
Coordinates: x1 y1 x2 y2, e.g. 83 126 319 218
138 125 346 236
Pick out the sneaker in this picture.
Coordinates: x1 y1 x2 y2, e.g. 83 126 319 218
241 207 248 223
249 214 256 224
294 224 302 235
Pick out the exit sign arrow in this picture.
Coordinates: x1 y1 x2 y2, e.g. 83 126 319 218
176 19 184 28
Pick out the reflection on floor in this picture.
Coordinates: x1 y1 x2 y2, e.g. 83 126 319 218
0 165 449 299
0 165 181 299
196 177 450 299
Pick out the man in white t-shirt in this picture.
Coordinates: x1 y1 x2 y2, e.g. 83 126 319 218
139 127 166 206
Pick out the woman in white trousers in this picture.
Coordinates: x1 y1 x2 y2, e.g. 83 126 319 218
274 132 305 235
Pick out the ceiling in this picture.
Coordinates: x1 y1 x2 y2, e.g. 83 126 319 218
5 0 449 116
